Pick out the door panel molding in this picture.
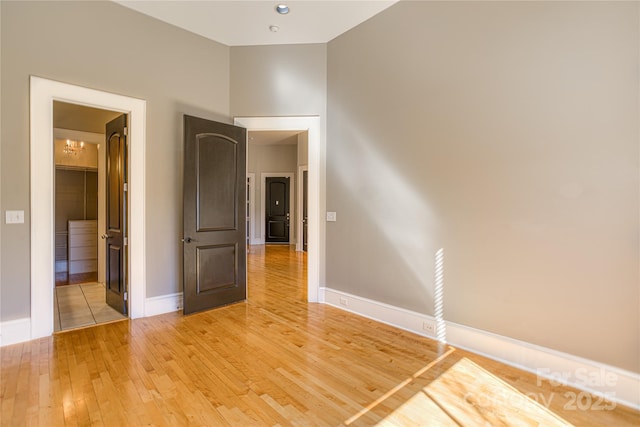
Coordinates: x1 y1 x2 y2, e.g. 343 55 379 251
196 244 237 292
30 76 146 340
195 133 239 232
260 172 294 244
234 116 323 304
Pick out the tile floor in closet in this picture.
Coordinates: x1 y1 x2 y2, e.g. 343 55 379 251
54 282 127 332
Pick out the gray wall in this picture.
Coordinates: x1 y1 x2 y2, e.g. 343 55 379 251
230 44 327 118
327 1 639 372
1 0 230 320
248 144 298 242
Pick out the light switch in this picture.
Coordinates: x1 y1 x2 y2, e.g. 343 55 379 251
5 210 25 224
326 211 337 222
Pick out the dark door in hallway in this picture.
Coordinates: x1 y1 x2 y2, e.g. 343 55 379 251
183 115 247 315
265 177 290 243
104 114 127 315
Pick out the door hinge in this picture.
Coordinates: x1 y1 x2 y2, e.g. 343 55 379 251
124 126 128 136
124 291 128 301
124 183 128 192
124 237 128 246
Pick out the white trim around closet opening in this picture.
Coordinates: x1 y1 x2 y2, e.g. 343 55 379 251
30 76 147 341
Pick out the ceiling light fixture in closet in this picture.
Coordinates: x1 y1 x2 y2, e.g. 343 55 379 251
63 139 84 156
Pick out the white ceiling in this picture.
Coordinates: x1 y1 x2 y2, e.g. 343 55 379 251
114 0 397 46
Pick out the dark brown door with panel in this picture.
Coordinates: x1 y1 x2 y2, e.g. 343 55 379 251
182 115 247 315
104 114 127 315
265 177 290 243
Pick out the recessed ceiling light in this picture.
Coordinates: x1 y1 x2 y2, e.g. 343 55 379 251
275 4 289 15
269 25 280 32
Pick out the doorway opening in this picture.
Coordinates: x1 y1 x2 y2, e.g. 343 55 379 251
53 102 128 331
30 76 146 340
235 117 322 303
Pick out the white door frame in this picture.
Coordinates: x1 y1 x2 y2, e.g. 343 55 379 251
261 172 295 244
247 173 256 245
234 117 322 303
30 76 147 339
297 165 308 252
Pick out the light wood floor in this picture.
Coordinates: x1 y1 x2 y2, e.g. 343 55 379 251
1 245 638 426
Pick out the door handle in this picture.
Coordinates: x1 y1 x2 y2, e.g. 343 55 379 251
101 234 112 240
182 237 194 243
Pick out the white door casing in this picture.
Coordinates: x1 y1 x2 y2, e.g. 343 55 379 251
30 76 146 339
247 173 256 244
297 165 308 252
234 116 322 303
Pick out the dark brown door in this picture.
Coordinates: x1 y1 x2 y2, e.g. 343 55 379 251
265 177 290 243
303 170 308 252
183 115 247 315
104 114 127 315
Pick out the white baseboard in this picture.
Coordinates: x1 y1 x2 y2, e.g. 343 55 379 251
0 317 31 346
322 287 640 410
250 238 264 245
145 292 183 317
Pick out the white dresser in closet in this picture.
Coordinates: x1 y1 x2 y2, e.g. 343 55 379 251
68 220 98 275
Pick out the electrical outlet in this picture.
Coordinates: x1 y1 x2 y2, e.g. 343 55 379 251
423 320 437 334
339 297 348 306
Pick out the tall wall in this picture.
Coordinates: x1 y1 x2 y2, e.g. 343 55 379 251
230 44 326 118
0 0 231 320
327 1 639 372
